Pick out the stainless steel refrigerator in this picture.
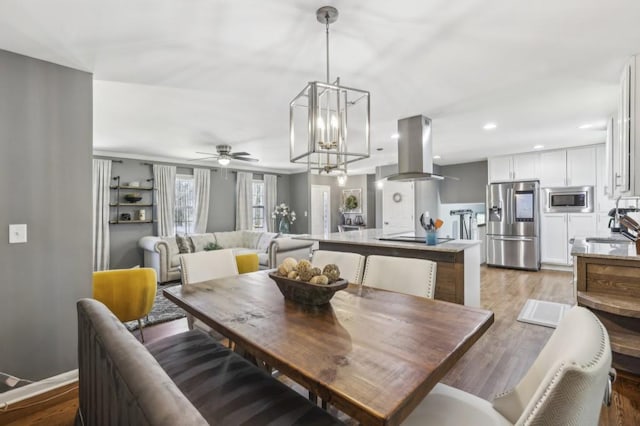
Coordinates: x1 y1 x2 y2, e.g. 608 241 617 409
486 180 540 270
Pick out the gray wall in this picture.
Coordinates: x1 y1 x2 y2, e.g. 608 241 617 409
289 172 310 234
439 161 488 203
0 50 93 379
97 157 292 269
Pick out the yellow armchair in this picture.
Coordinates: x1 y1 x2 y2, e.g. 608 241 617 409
235 253 260 274
92 268 157 342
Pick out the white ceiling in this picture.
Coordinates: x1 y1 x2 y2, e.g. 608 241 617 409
1 0 639 174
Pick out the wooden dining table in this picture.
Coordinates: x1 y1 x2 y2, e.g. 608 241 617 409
164 271 494 426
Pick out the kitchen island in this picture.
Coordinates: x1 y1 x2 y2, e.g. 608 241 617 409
296 229 481 307
571 237 640 380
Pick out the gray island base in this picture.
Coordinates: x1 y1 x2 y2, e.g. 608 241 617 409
296 229 481 307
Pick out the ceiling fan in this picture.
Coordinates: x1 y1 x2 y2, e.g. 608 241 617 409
191 144 259 166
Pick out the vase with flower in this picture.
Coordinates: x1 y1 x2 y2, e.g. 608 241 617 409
272 203 296 234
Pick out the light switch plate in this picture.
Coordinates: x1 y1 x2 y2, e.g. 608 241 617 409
9 224 27 243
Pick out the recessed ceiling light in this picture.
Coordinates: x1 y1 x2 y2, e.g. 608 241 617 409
433 155 441 159
578 124 593 129
533 145 544 150
391 133 400 140
483 123 497 130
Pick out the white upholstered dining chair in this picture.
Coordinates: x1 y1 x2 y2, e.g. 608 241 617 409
311 250 366 284
179 249 239 333
361 255 437 298
401 306 613 426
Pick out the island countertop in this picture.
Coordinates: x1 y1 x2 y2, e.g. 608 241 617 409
571 236 640 261
295 228 481 253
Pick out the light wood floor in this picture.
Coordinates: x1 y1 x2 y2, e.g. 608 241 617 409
16 266 637 425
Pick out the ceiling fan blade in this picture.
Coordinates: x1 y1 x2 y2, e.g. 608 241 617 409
230 151 251 157
189 151 220 161
234 157 259 162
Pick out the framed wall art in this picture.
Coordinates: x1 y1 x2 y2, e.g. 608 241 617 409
341 188 362 213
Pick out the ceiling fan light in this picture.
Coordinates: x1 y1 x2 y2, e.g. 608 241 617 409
218 157 230 166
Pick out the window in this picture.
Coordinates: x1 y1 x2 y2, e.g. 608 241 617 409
175 174 195 234
252 180 265 230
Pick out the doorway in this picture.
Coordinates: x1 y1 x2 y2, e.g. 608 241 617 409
382 179 415 234
311 185 331 235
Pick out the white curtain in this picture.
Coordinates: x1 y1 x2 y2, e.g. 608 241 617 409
92 159 111 271
235 172 253 230
264 174 278 232
153 164 176 236
193 168 210 234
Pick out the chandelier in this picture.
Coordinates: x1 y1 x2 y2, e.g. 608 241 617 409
289 6 370 175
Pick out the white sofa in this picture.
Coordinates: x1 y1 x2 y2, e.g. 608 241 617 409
139 231 314 283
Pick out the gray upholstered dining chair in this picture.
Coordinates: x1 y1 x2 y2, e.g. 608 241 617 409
179 249 239 333
311 250 366 284
361 255 437 298
401 306 613 426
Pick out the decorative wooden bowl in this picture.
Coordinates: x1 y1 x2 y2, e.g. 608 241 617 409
124 194 143 202
268 272 348 306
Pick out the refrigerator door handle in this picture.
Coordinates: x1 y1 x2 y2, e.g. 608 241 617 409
507 187 514 224
491 237 534 242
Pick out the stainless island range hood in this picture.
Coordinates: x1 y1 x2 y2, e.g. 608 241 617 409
387 115 444 182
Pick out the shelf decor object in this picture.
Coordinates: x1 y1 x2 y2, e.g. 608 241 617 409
124 193 143 203
289 6 370 175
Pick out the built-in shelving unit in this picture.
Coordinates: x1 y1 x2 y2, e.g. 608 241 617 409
109 176 155 224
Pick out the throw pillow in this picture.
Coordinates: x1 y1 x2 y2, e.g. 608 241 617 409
175 235 194 254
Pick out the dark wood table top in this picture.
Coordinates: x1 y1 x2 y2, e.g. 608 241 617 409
164 271 494 426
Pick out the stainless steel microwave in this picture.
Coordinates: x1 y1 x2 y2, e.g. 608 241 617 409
543 186 594 213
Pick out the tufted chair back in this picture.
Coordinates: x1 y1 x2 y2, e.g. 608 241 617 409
492 306 612 425
362 255 436 299
179 249 239 285
311 250 366 285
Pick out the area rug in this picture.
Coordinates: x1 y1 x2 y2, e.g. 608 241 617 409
125 284 186 331
517 299 572 328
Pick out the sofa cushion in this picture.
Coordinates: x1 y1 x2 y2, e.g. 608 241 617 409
242 231 264 250
190 233 217 252
214 231 245 249
257 232 279 253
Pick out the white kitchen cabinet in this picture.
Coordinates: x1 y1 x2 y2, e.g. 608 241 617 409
538 150 567 187
488 156 513 182
566 146 596 186
596 212 612 235
567 213 596 265
596 144 616 213
512 153 539 181
541 213 596 266
541 213 568 264
488 153 538 183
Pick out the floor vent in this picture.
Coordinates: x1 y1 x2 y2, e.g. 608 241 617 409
517 299 572 328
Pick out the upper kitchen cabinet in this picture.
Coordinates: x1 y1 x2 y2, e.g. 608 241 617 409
488 153 538 183
566 146 596 187
538 146 596 187
538 150 566 187
609 56 636 196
